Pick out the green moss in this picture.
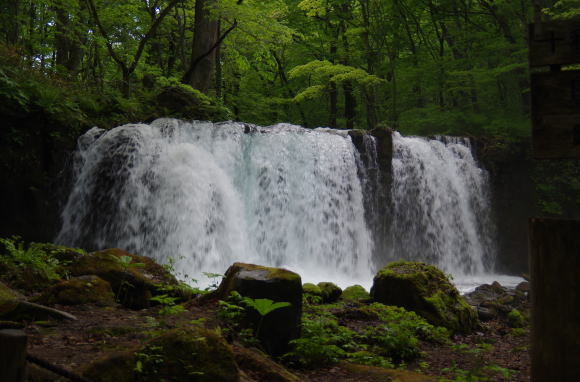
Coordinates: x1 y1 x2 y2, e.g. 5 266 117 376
35 276 115 306
0 282 20 316
340 285 370 301
141 328 239 382
317 282 342 303
371 261 479 333
303 283 323 296
507 309 526 328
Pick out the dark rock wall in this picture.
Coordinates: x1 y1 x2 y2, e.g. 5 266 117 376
0 112 76 242
471 140 538 275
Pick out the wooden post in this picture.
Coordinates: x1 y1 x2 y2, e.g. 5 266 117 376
0 329 27 382
529 218 580 382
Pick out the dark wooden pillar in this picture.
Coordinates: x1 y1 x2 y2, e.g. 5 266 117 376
0 329 27 382
529 218 580 382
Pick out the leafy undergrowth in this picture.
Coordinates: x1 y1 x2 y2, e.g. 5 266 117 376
0 239 530 382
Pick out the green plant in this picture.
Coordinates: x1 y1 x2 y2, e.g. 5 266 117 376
0 237 65 288
441 363 516 381
150 294 186 315
134 345 164 375
110 254 146 301
242 296 291 337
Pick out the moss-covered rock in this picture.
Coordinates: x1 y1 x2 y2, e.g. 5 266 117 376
234 345 303 382
341 285 370 302
0 281 77 321
67 248 177 309
83 327 239 382
34 275 115 306
0 281 22 317
464 281 529 323
317 282 342 303
302 283 323 303
213 262 302 356
370 261 479 333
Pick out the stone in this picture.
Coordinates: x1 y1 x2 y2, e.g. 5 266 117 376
83 327 239 382
370 261 479 333
317 282 342 303
463 281 529 323
34 275 115 307
213 262 302 356
0 281 76 321
302 283 323 303
67 248 177 309
340 285 370 302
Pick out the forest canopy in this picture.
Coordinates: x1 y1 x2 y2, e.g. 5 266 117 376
0 0 578 137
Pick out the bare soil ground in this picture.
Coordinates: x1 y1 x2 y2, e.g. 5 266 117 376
24 300 530 381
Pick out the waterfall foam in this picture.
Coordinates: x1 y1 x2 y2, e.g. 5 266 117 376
57 119 374 287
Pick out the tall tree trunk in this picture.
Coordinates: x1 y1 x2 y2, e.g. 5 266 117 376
54 4 70 70
215 18 222 100
185 0 219 93
2 0 20 44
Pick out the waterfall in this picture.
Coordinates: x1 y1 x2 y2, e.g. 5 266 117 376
57 119 374 286
57 119 504 291
388 132 496 278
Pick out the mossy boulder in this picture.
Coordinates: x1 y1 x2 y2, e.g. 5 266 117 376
213 262 302 356
233 345 303 382
34 275 115 306
83 327 239 382
341 285 370 302
302 283 323 303
0 281 76 321
317 282 342 303
67 248 177 309
370 261 479 333
0 281 22 317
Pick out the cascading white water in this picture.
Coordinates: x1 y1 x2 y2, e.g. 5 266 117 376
388 132 496 279
58 119 513 292
57 118 374 287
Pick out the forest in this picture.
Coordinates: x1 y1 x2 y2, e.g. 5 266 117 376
2 0 578 136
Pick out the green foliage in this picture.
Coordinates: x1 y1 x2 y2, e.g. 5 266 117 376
150 294 186 315
242 297 291 317
0 237 71 289
507 309 526 328
285 311 351 368
441 363 516 381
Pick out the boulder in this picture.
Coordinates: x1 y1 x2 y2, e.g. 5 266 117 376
213 262 302 356
83 327 239 382
0 281 76 321
463 281 529 323
370 261 479 333
67 248 177 309
317 282 342 303
340 285 370 302
302 283 323 303
34 275 116 307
